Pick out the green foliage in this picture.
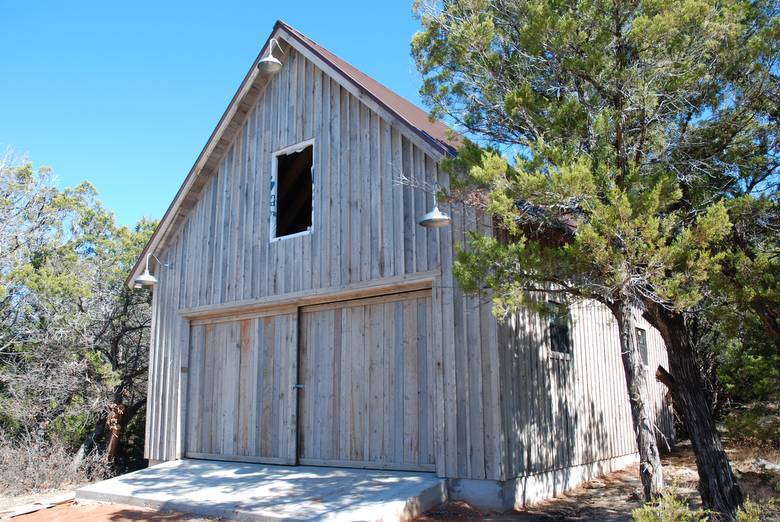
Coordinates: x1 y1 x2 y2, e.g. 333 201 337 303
0 156 154 475
708 195 780 402
413 0 779 399
415 4 777 513
632 486 710 521
723 403 780 446
48 403 95 449
736 499 773 522
718 332 780 404
448 138 733 317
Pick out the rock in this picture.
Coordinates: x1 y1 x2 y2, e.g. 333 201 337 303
583 479 606 489
749 458 780 474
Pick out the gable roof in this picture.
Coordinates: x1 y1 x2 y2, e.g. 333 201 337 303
127 20 458 288
280 23 458 155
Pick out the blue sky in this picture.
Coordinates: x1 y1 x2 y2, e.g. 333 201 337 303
1 1 427 226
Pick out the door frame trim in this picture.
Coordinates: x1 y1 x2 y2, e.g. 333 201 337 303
185 452 295 466
299 288 432 313
179 271 437 322
299 458 436 472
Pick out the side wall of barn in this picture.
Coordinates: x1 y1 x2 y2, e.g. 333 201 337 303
477 301 673 508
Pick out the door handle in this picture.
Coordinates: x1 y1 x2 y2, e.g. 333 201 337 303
293 384 304 390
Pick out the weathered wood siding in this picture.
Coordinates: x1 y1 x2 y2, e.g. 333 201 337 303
144 43 501 478
298 290 435 471
185 312 298 463
498 300 674 479
435 204 504 481
173 49 444 308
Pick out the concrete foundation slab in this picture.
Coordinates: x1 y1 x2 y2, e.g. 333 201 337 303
447 452 640 511
76 459 446 522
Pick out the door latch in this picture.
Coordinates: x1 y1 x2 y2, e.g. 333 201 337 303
293 384 304 390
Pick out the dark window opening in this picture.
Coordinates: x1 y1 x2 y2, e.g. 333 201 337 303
274 145 313 238
548 301 572 354
635 327 648 366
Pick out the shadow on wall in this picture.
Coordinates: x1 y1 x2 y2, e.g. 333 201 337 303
501 298 661 505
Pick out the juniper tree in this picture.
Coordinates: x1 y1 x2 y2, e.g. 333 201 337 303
0 158 154 472
412 0 778 518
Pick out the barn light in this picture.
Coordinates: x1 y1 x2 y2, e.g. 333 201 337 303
257 38 283 75
133 253 165 289
418 184 452 228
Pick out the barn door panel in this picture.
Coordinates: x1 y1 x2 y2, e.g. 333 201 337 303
185 311 298 464
298 290 435 471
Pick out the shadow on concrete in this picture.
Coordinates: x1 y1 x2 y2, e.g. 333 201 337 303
79 460 442 520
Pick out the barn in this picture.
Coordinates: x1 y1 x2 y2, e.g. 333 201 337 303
127 20 673 510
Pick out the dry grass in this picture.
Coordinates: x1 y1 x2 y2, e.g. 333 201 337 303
0 435 111 500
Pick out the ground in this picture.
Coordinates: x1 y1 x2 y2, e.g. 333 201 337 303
0 490 214 521
2 441 777 521
9 502 214 521
415 441 780 521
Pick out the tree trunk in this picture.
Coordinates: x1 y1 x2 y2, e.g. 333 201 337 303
612 297 664 500
751 297 780 351
106 403 127 461
70 412 107 472
645 303 743 520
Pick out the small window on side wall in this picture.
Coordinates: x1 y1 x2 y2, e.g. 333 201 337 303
547 301 572 355
635 327 649 366
271 142 313 240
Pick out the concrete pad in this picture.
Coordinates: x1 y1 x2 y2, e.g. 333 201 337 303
76 459 446 522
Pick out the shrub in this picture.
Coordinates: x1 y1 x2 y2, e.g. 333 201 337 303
633 488 775 522
736 499 761 522
632 487 710 521
0 434 111 497
723 403 780 448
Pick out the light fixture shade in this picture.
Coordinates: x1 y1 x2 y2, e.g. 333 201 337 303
134 268 158 288
418 206 452 228
257 54 282 75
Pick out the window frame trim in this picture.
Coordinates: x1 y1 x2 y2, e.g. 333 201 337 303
635 326 649 368
546 299 574 360
269 138 316 242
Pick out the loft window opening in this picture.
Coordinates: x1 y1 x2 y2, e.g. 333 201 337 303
635 327 649 366
272 142 313 239
547 300 572 355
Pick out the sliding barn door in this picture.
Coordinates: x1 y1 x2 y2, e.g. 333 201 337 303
185 311 298 464
298 290 436 471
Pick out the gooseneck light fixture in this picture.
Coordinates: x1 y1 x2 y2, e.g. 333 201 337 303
418 183 452 228
257 38 284 75
133 253 167 289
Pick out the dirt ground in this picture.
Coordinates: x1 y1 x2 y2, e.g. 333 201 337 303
416 441 780 521
3 441 777 521
7 501 214 521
